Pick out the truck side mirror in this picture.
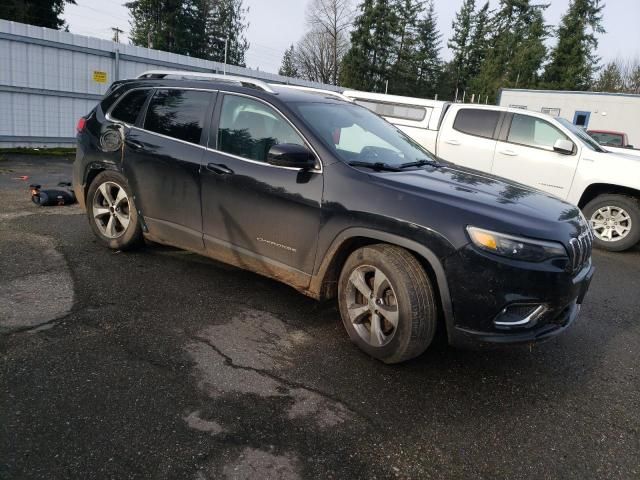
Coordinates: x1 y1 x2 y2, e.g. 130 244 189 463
553 139 575 155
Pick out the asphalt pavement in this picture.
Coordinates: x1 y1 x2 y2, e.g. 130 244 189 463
1 155 639 479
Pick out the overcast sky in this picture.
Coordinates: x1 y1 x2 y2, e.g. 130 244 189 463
64 0 639 74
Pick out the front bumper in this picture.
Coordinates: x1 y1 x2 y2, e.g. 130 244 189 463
443 244 594 349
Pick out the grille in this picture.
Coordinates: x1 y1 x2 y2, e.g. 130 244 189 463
568 224 593 274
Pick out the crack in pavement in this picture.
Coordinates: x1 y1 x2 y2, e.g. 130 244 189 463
191 335 373 428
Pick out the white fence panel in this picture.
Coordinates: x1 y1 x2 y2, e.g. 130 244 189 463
0 19 341 147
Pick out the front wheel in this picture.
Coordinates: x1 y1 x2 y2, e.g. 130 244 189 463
583 194 640 252
337 244 438 364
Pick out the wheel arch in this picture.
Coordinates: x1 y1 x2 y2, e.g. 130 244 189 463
310 228 454 331
83 161 121 205
578 183 640 209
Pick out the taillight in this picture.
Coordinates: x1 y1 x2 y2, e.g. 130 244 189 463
76 117 87 132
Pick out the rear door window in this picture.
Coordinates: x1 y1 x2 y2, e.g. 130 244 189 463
453 109 500 139
507 114 568 150
110 89 150 125
143 89 212 145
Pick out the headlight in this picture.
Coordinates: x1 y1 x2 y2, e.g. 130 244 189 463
466 226 567 262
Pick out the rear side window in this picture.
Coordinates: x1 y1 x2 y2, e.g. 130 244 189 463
355 100 428 122
508 114 568 150
217 94 305 162
110 89 150 125
144 89 211 144
453 109 500 139
589 131 623 147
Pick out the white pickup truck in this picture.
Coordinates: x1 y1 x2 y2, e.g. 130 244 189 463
344 90 640 252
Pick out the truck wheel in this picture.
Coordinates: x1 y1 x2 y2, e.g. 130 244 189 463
583 194 640 252
86 171 143 250
337 244 437 364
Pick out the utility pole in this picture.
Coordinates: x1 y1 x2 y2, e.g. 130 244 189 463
147 31 153 49
215 36 230 74
385 79 389 94
111 27 124 44
224 37 229 75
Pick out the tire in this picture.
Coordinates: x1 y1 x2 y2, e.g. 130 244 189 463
337 244 437 364
583 194 640 252
86 170 143 250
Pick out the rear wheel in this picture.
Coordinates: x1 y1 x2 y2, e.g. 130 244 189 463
583 194 640 252
337 244 437 364
86 171 143 250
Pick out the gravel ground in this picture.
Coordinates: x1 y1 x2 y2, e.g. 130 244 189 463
1 155 639 479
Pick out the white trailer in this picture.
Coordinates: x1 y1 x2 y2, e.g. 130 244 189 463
497 88 640 147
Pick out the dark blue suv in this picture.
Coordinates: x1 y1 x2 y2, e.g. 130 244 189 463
73 71 594 363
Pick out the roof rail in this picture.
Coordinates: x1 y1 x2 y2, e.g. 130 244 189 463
273 84 352 102
136 70 275 93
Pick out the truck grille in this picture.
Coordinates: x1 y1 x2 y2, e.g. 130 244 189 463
568 225 593 274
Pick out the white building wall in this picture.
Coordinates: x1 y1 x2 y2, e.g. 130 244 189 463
0 19 341 148
498 89 640 146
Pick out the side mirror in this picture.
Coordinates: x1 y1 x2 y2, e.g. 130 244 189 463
553 138 574 155
267 143 317 169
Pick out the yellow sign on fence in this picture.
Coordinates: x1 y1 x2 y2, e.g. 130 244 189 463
92 70 108 83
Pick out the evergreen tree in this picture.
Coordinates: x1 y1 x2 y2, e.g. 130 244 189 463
340 0 398 92
127 0 194 54
628 65 640 94
388 0 423 95
204 0 249 66
448 0 475 93
543 0 605 90
414 0 442 98
471 0 549 101
0 0 76 30
279 45 299 78
594 61 624 92
126 0 248 64
465 2 490 88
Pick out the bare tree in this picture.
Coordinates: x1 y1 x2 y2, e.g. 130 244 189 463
295 28 335 84
304 0 353 84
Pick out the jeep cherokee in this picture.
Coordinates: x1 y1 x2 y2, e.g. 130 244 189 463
73 71 595 363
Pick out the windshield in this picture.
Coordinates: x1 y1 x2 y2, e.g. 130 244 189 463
292 102 439 168
557 118 606 152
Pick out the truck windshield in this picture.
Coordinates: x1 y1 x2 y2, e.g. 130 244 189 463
292 102 439 168
556 118 607 153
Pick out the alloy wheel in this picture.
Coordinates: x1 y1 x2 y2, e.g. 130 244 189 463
590 206 632 242
92 181 131 239
345 265 399 347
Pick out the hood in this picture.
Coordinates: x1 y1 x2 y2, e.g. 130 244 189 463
368 164 584 247
602 147 640 160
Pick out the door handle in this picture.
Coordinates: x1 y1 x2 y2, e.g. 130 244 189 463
206 163 234 175
499 149 518 156
444 139 461 146
125 139 143 150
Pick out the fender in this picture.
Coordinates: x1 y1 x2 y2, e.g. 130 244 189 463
309 227 455 331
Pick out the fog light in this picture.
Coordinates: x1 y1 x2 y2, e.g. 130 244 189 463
494 304 547 327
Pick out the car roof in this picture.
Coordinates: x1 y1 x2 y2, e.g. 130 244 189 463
113 75 348 106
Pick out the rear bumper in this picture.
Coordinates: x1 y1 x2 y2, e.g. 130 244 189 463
443 245 594 349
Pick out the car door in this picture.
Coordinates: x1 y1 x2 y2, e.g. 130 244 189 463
200 93 323 287
492 113 579 199
436 107 502 172
122 88 215 251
